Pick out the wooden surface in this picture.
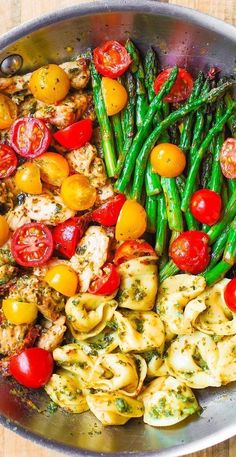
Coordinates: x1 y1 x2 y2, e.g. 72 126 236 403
0 0 235 456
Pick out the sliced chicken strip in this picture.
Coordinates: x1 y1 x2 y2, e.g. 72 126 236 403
37 316 66 352
24 193 75 226
67 143 107 188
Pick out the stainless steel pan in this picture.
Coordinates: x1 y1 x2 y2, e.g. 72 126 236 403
0 1 235 455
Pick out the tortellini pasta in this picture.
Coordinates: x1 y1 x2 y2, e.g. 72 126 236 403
141 344 165 378
186 279 236 336
216 335 236 384
165 332 221 388
88 353 147 397
53 344 94 387
141 376 199 427
77 325 118 356
117 256 158 310
65 293 118 340
114 309 165 352
157 274 206 335
86 392 144 426
45 369 88 413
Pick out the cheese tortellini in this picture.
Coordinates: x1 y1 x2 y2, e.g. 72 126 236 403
65 293 118 340
141 376 199 426
117 256 158 310
114 309 165 352
86 392 144 426
53 344 94 386
45 369 89 413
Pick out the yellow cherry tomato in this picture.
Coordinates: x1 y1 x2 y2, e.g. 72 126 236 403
101 77 128 116
61 174 96 211
29 64 70 104
115 200 147 241
15 162 42 194
35 152 69 187
0 94 17 129
0 215 9 247
150 143 186 178
45 265 78 297
2 299 38 325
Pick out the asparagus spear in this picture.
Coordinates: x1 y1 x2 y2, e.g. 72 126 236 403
208 98 224 193
145 161 162 196
205 225 230 271
131 80 234 201
145 195 158 233
144 47 158 103
159 259 179 283
176 175 200 230
111 114 123 159
207 190 236 244
161 177 183 232
155 193 168 257
90 63 116 177
225 92 236 138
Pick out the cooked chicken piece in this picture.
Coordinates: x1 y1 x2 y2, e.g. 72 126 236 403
0 320 31 355
69 226 110 292
81 92 96 121
60 58 90 89
6 204 31 231
37 316 66 351
67 143 107 188
24 193 75 225
0 241 15 267
96 182 115 205
0 178 16 213
0 265 18 286
8 275 66 322
0 57 89 96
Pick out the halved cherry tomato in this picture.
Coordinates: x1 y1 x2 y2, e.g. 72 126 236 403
10 117 51 158
224 278 236 313
0 94 17 129
45 264 78 297
154 68 193 103
220 138 236 179
9 348 53 388
11 222 53 267
101 77 128 116
2 299 38 325
88 263 120 295
115 200 147 241
93 41 132 78
29 64 70 104
150 143 186 177
53 119 93 150
53 216 89 258
0 144 17 179
0 215 9 247
170 230 210 274
190 189 222 225
91 193 126 226
61 174 97 211
114 239 156 265
34 152 69 187
15 162 42 194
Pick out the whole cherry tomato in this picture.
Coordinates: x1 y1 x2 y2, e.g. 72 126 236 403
154 67 193 103
91 193 126 226
9 348 53 388
53 119 93 150
0 144 17 179
150 143 186 177
10 118 51 158
190 189 222 225
114 240 156 265
88 263 120 295
224 278 236 313
29 64 70 104
93 41 132 78
53 216 88 258
170 230 210 274
101 77 128 116
11 222 53 267
115 200 147 241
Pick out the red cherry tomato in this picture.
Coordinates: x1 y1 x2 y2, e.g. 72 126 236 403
11 222 53 267
10 117 50 158
154 68 193 103
9 348 53 388
91 193 126 226
0 144 17 178
93 41 132 78
53 215 89 258
88 263 120 295
220 138 236 179
170 230 210 274
190 189 222 226
224 278 236 313
114 239 157 266
53 119 93 150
